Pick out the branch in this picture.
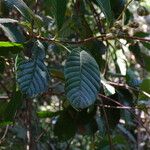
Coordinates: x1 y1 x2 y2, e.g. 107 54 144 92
35 126 49 142
0 125 9 144
99 98 113 150
98 94 150 136
117 0 134 21
107 81 150 98
28 33 150 45
0 81 11 98
98 104 132 110
26 99 34 150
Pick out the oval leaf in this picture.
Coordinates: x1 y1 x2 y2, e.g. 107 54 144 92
64 48 100 109
17 41 49 97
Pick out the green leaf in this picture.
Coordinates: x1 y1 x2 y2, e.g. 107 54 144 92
110 0 126 19
64 48 100 109
51 0 67 30
101 93 121 129
0 19 26 42
96 0 114 26
143 54 150 72
118 124 136 143
142 42 150 50
17 40 50 97
0 41 23 48
129 42 150 72
51 69 65 81
4 91 22 122
54 111 76 141
4 0 43 27
139 78 150 99
5 0 34 22
37 111 62 118
0 42 24 56
134 32 149 37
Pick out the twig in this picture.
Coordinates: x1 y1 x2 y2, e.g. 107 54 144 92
0 96 9 100
65 138 73 150
107 81 150 98
117 0 134 21
26 99 34 150
98 94 150 136
99 99 113 150
0 125 9 144
28 33 150 45
0 81 11 98
35 126 49 142
98 104 132 110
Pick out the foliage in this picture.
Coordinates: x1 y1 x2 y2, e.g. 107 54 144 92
0 0 150 149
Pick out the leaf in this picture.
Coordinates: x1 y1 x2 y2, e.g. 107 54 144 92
4 0 43 27
101 93 121 129
64 48 100 109
101 80 116 95
54 111 76 141
143 54 150 72
5 0 34 22
17 40 50 97
0 41 24 55
4 91 22 122
139 78 150 99
134 32 150 38
0 19 26 42
0 41 23 48
129 42 150 72
0 42 24 56
126 69 141 87
142 42 150 50
51 69 65 81
95 0 114 26
118 124 136 143
110 0 126 19
96 116 106 137
51 0 67 30
37 111 62 118
0 0 9 17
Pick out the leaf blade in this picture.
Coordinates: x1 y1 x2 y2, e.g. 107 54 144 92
96 0 114 26
16 41 50 97
64 48 100 109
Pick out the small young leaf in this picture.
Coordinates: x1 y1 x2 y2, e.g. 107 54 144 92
64 48 100 109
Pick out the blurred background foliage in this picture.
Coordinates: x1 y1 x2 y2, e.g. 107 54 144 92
0 0 150 150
